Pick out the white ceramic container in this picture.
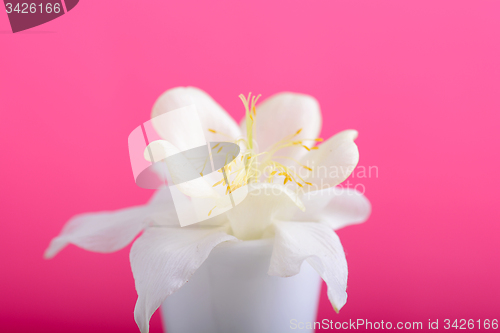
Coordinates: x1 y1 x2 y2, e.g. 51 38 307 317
161 238 322 333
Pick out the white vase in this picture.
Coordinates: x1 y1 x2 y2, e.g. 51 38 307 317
161 238 322 333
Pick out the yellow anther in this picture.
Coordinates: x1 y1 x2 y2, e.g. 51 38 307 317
315 138 323 142
305 182 312 186
217 146 223 153
208 129 217 133
230 184 243 192
311 147 319 150
296 128 302 135
212 143 220 149
212 179 223 187
208 206 216 216
302 145 310 151
303 166 312 171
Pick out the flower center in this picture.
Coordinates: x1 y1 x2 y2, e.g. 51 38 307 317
207 93 323 213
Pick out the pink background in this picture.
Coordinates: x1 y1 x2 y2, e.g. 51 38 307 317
1 1 499 332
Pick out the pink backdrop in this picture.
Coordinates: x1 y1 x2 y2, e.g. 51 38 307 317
1 0 499 332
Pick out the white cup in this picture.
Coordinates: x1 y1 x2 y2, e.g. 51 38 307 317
161 238 322 333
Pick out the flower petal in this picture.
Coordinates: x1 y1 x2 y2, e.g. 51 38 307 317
145 140 219 199
130 226 237 333
294 187 371 230
300 130 359 191
151 87 242 143
226 183 304 240
318 188 371 229
268 221 348 312
240 92 321 161
44 189 176 259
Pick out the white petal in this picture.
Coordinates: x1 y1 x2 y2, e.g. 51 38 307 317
318 188 371 229
149 105 207 153
269 221 348 312
240 92 322 162
226 183 304 240
300 130 359 191
44 189 176 259
130 226 237 333
294 187 371 230
152 87 242 143
145 140 219 199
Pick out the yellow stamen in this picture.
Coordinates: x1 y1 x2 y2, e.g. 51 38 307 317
212 179 224 187
208 206 216 216
210 95 318 201
207 128 233 138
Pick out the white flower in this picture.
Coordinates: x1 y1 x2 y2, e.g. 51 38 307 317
45 87 371 333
